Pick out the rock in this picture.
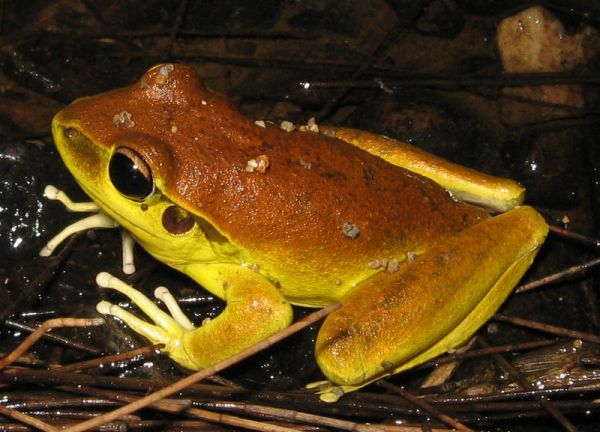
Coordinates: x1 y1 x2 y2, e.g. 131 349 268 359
496 6 598 125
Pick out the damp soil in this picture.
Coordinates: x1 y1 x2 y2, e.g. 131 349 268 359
1 1 600 431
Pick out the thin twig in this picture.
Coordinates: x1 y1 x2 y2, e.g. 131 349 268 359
1 368 235 397
66 383 388 432
421 337 477 388
306 72 600 90
210 402 392 432
101 28 319 40
378 381 474 432
549 225 600 250
0 318 104 370
421 339 558 369
0 404 59 432
61 302 341 432
62 385 300 432
4 319 102 355
163 0 188 60
478 338 579 432
316 24 406 120
494 314 600 344
55 343 164 372
515 256 600 293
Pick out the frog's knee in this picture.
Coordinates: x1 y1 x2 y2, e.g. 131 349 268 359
315 313 374 386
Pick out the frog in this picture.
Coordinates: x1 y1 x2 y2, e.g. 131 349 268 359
46 63 548 401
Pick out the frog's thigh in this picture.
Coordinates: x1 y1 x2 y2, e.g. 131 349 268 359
322 126 523 212
316 205 548 387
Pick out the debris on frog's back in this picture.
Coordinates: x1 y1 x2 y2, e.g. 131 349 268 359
155 64 175 85
54 64 486 283
341 222 360 239
113 111 135 128
245 154 270 173
387 258 400 273
299 117 319 133
299 159 312 169
367 257 401 273
280 121 295 132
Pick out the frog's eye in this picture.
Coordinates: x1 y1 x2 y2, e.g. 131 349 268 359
109 147 155 201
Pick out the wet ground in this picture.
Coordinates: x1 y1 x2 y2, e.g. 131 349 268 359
1 1 600 431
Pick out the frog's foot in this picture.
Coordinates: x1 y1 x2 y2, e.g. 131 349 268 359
96 266 293 371
314 206 548 401
40 185 136 274
305 380 362 403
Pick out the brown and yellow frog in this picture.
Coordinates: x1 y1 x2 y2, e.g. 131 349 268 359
46 64 547 401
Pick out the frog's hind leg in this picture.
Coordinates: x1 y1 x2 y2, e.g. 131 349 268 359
321 126 524 213
315 205 548 401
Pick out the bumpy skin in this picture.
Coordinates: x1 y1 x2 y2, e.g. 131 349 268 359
52 64 488 305
317 206 547 387
51 64 548 397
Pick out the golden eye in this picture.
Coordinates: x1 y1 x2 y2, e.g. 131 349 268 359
109 147 155 201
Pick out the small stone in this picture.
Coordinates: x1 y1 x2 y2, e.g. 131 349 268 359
155 64 174 85
280 120 295 132
387 258 400 273
341 222 360 239
245 159 259 172
299 159 312 169
112 111 135 128
254 155 270 173
246 155 270 173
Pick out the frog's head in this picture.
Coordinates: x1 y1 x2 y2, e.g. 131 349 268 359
51 64 246 266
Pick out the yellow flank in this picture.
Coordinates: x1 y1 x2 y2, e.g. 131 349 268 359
48 63 548 402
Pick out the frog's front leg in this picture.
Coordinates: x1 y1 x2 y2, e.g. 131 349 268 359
40 185 137 274
315 205 548 401
97 265 293 370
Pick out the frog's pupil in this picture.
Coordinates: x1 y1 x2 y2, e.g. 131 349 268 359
109 149 154 201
